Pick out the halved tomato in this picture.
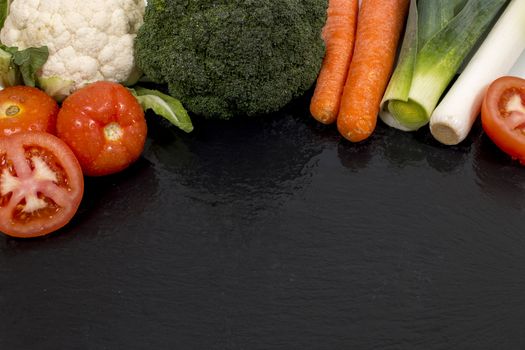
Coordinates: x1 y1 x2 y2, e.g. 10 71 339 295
481 76 525 165
0 131 84 238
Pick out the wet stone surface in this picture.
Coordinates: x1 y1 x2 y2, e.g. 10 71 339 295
1 92 524 349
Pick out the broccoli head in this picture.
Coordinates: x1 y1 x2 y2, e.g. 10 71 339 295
134 0 328 119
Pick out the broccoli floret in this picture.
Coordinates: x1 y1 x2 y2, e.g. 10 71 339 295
134 0 327 119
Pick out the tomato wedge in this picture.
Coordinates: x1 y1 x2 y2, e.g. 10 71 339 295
0 131 84 238
482 76 525 165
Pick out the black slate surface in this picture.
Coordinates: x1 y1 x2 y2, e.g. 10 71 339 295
1 92 524 349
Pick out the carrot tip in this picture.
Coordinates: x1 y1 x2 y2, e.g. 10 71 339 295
310 105 337 125
337 115 376 142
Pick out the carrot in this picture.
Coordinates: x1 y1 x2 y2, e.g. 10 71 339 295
337 0 409 142
310 0 359 125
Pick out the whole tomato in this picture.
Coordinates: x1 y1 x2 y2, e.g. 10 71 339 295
56 81 147 176
0 86 59 136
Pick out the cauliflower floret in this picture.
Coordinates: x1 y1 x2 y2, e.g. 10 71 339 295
0 0 145 95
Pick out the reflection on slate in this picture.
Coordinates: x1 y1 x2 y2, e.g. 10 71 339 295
474 131 525 207
148 95 325 213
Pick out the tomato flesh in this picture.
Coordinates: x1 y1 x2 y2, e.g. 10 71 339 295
482 76 525 165
0 86 59 136
56 81 147 176
0 131 84 238
497 88 525 131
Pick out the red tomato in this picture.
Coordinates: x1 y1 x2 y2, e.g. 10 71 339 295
482 76 525 165
0 86 59 136
0 131 84 238
56 81 147 176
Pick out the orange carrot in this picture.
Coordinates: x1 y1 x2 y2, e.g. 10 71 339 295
310 0 359 125
337 0 409 142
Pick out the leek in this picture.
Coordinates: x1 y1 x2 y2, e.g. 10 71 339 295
430 0 525 145
509 47 525 78
379 0 508 132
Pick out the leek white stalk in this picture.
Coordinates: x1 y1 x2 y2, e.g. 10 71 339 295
379 0 508 132
430 0 525 145
509 48 525 78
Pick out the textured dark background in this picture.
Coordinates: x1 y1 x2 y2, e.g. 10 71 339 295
1 92 524 350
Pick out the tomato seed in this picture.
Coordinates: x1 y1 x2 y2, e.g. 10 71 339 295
0 153 15 175
499 88 525 118
0 153 17 208
0 192 11 208
24 146 70 189
13 195 61 224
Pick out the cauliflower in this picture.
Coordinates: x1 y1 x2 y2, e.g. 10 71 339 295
0 0 145 97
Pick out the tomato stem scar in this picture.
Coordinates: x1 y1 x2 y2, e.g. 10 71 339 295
5 105 20 117
103 122 124 142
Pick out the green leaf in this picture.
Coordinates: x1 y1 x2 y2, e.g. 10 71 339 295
11 46 49 87
0 0 10 30
130 87 193 133
418 0 467 48
38 76 75 102
0 45 48 89
0 46 19 87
